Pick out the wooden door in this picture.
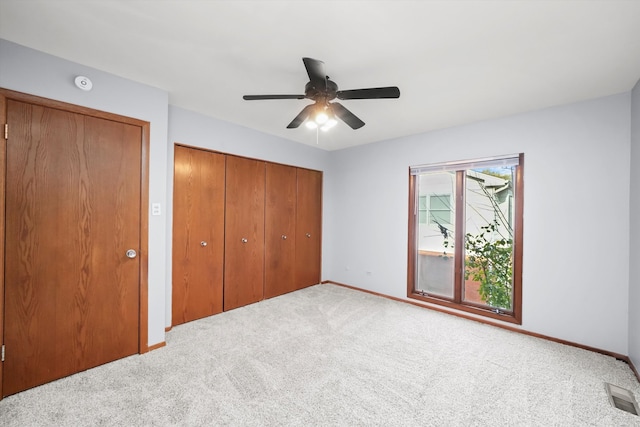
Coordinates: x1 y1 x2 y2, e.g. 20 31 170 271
295 168 322 289
224 156 265 311
264 163 297 299
3 100 142 396
172 146 225 325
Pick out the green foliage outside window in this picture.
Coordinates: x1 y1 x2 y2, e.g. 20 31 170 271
464 220 513 310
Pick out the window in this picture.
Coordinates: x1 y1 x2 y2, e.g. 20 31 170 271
407 154 524 323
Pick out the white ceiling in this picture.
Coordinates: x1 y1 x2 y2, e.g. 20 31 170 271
1 1 640 151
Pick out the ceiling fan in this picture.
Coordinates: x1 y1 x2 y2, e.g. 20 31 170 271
243 57 400 131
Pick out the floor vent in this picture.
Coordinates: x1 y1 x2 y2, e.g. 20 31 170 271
605 383 639 415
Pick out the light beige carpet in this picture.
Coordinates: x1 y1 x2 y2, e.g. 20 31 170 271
0 284 638 426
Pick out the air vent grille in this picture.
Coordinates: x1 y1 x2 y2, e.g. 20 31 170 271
605 383 639 416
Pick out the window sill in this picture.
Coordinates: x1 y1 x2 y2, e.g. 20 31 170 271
408 291 522 325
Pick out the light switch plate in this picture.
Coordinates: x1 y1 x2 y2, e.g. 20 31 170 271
152 203 161 216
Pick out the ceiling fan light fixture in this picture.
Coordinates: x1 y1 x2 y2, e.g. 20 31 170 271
314 111 329 124
305 120 318 129
320 118 338 132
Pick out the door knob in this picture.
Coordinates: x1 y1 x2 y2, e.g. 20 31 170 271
241 238 248 243
200 241 207 247
126 249 137 259
282 235 287 240
306 233 311 238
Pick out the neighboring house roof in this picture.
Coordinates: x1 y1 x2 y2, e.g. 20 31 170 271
466 170 509 187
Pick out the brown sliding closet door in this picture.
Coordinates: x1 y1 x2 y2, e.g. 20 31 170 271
224 156 265 310
295 168 322 289
172 145 225 325
265 163 297 298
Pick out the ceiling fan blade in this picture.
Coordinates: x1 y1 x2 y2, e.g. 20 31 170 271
243 94 305 100
331 102 365 129
287 104 315 129
302 57 327 91
337 86 400 100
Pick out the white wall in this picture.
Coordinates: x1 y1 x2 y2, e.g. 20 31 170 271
0 39 169 346
166 106 330 326
629 79 640 368
325 93 632 355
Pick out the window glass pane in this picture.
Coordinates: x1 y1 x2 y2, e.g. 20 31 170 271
429 195 449 210
416 172 455 299
429 210 450 225
463 167 515 310
428 194 452 224
418 196 427 224
419 196 427 210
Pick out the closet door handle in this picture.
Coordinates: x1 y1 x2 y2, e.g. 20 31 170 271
200 241 208 247
281 235 287 240
241 238 248 243
306 233 311 238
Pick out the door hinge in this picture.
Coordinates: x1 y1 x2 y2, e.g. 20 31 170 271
1 344 4 362
4 123 7 140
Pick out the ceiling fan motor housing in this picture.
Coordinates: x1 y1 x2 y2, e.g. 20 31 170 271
305 80 338 102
